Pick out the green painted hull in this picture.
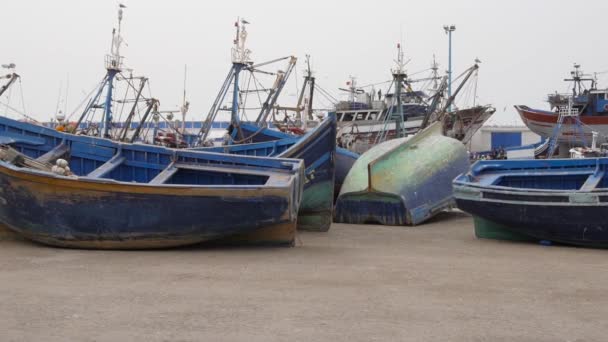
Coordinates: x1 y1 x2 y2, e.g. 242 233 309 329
297 180 334 231
473 217 537 242
335 123 470 226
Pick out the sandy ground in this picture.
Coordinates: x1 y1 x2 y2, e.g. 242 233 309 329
0 211 606 341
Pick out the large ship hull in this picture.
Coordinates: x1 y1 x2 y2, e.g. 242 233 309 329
516 105 604 144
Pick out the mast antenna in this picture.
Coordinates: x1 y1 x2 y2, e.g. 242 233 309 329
181 65 189 133
232 18 252 64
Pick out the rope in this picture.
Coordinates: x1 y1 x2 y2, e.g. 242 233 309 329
18 77 27 116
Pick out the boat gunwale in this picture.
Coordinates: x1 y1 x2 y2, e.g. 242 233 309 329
0 116 304 173
0 160 300 196
453 182 608 207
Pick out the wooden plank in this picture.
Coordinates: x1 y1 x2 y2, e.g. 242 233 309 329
580 171 605 191
173 162 277 177
148 163 178 185
87 154 126 178
36 143 69 164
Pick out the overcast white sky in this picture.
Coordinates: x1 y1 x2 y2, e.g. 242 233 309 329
2 0 608 123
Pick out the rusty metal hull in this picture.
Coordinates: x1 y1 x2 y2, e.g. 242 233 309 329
335 123 469 226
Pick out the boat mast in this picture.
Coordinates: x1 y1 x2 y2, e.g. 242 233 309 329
181 65 189 134
565 64 595 96
0 62 18 99
102 4 126 138
443 25 456 112
230 18 251 139
197 18 252 145
392 43 407 138
296 55 315 121
75 4 126 137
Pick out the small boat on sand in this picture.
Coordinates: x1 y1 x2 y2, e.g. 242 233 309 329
334 122 469 225
0 116 303 249
202 115 337 231
453 157 608 248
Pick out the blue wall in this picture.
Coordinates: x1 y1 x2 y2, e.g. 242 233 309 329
491 132 522 149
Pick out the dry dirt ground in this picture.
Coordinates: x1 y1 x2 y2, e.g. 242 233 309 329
0 211 606 341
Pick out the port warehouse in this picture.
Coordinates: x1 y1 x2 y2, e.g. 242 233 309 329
468 111 541 152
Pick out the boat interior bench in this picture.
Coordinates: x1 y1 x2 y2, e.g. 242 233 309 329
477 170 597 186
36 143 70 164
580 171 605 191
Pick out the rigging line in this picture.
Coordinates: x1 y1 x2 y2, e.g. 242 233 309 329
117 77 131 123
18 77 27 116
250 71 266 116
4 84 12 116
120 73 151 101
314 84 339 103
240 71 254 121
294 67 299 104
155 111 184 136
64 73 69 116
473 70 479 107
0 101 39 122
358 80 392 89
408 67 433 77
313 85 335 105
66 79 106 121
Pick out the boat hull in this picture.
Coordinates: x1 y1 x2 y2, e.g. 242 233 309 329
335 123 469 226
0 115 304 249
516 105 607 145
236 116 337 232
455 190 608 248
0 163 297 249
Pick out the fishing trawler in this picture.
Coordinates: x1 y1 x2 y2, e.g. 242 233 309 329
333 49 494 154
516 64 608 156
191 19 337 232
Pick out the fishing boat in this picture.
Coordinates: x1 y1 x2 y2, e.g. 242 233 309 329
332 49 494 154
453 157 608 248
189 21 341 231
201 115 337 231
0 115 304 249
516 64 608 157
334 122 469 226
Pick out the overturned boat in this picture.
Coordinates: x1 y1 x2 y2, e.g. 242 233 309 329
0 116 303 249
454 157 608 248
334 122 469 225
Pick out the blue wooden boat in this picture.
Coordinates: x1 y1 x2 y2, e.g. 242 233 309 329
453 158 608 248
231 124 360 202
206 115 336 231
0 116 304 249
235 122 358 201
335 123 469 225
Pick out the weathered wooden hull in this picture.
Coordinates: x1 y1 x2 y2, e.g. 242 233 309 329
335 148 359 201
335 123 469 226
456 190 608 248
0 116 304 249
233 116 337 232
454 157 608 248
472 216 536 242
